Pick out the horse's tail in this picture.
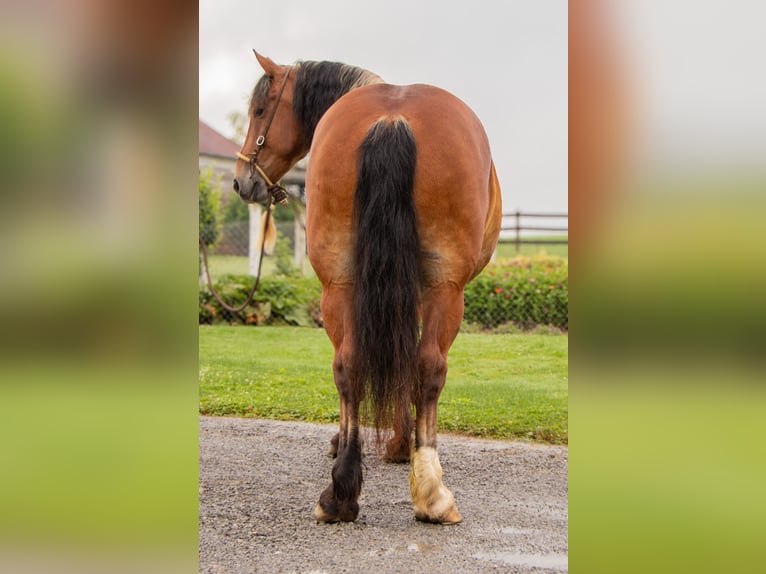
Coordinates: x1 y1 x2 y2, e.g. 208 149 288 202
352 117 420 439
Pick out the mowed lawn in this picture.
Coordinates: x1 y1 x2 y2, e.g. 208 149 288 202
203 237 566 282
494 237 568 259
202 254 315 281
199 326 568 444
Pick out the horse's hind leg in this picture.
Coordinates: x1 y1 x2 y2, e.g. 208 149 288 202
315 391 362 523
314 286 363 523
410 285 463 524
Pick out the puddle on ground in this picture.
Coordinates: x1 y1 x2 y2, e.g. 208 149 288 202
368 543 442 558
473 552 568 571
406 542 441 553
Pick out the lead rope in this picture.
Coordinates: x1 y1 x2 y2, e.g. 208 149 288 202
203 67 292 313
199 200 275 314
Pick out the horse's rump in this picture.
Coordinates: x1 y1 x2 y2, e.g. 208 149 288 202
309 84 496 286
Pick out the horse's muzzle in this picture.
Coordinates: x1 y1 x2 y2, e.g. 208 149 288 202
232 174 270 205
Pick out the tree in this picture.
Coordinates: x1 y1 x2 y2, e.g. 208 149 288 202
199 169 220 247
227 110 247 145
221 191 249 224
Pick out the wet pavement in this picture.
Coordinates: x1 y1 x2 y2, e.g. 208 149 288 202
200 416 567 573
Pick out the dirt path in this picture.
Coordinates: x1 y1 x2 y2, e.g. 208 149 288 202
199 416 567 573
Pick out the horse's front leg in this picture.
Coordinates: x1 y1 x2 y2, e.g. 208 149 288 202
409 286 463 524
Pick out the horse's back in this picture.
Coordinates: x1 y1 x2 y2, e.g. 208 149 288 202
306 83 501 287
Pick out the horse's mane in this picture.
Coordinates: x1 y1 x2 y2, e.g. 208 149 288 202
249 60 382 149
292 61 383 147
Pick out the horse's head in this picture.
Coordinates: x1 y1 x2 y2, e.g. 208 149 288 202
233 52 305 204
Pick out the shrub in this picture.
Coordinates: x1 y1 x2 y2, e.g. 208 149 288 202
221 192 249 225
463 254 568 331
199 274 322 327
199 254 568 331
274 233 301 278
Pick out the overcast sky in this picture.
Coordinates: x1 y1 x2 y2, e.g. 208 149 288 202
199 0 568 212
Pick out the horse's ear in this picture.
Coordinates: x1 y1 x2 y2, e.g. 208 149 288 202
253 50 279 75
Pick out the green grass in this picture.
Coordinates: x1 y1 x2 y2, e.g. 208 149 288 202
202 254 275 279
202 254 315 281
199 325 568 444
494 236 568 259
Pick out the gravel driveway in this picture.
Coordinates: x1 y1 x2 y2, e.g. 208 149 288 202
200 416 567 573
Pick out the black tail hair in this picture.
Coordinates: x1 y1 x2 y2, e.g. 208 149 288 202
351 117 420 439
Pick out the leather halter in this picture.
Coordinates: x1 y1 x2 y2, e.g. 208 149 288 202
236 67 291 205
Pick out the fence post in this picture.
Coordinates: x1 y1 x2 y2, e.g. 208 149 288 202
248 203 263 276
294 209 306 272
515 210 521 253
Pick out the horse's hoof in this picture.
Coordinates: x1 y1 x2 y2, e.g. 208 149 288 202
384 437 411 463
385 455 409 464
384 452 410 463
414 504 462 525
313 501 359 524
409 446 461 524
314 503 338 524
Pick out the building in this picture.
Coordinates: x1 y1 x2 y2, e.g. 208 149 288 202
198 119 306 201
199 119 240 188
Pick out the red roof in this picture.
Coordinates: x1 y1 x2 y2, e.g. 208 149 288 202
199 119 240 159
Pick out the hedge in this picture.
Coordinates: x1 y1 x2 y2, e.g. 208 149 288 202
199 275 323 327
463 255 568 331
199 254 567 331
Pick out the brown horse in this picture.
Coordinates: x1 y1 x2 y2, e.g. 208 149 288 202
233 52 502 525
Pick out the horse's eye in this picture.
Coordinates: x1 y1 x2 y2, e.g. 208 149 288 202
254 107 265 118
